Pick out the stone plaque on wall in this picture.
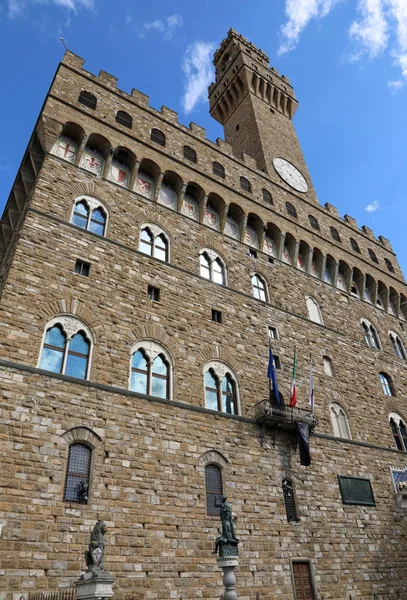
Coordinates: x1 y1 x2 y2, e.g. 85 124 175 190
338 475 375 506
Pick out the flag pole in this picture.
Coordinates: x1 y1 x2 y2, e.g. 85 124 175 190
268 334 272 403
309 352 314 416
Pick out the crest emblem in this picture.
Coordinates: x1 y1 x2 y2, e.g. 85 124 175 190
56 139 77 162
110 164 129 187
83 154 102 174
137 177 152 196
205 210 217 226
91 547 102 566
159 188 176 207
184 201 195 215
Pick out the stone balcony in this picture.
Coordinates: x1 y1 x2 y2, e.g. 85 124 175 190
254 399 319 433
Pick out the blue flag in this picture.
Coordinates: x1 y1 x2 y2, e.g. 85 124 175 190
267 347 280 405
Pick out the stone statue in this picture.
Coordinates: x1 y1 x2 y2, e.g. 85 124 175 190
85 520 107 575
212 496 239 558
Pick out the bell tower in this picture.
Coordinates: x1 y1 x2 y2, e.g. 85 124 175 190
208 29 315 199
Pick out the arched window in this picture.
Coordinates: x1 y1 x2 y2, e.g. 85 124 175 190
199 251 226 285
183 146 197 163
282 479 299 522
139 226 169 262
330 403 351 439
262 189 272 204
240 176 251 193
389 413 407 451
213 162 225 179
368 248 378 263
379 372 394 396
78 91 97 110
385 258 395 273
306 297 323 325
64 443 92 503
150 128 166 146
286 202 297 218
308 215 319 230
251 274 267 301
205 464 223 515
389 332 406 360
330 227 341 242
71 197 107 236
39 318 93 380
323 356 334 377
204 363 239 415
130 341 172 400
350 238 360 253
361 320 381 350
116 110 132 128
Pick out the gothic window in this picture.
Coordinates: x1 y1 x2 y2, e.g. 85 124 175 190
64 443 92 503
330 402 351 439
240 176 251 193
251 274 267 301
204 363 239 415
205 464 223 516
306 296 323 325
308 215 319 230
350 238 361 253
130 341 172 400
139 226 169 262
286 202 297 218
151 128 166 146
262 189 272 204
213 162 225 178
39 318 93 380
361 320 381 350
78 91 97 109
389 332 406 360
330 227 341 242
389 413 407 451
71 197 107 236
199 251 226 285
323 356 334 377
183 146 197 163
116 110 132 128
368 248 378 264
385 258 395 273
282 479 299 522
379 372 394 396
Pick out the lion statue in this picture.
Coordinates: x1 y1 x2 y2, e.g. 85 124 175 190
85 520 107 574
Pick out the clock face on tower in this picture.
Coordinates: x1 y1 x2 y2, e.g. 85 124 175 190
273 157 308 193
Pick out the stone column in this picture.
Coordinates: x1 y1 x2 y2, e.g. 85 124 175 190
217 557 239 600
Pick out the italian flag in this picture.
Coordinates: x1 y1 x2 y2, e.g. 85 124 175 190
290 348 297 407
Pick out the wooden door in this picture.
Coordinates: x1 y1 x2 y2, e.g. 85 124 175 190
292 562 315 600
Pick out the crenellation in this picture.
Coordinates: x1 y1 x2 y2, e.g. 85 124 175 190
324 203 339 217
361 225 376 241
160 106 178 124
97 70 118 89
344 214 358 228
131 88 149 107
242 153 258 169
61 50 84 70
188 122 206 139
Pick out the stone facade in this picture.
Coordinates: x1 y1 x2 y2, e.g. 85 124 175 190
1 28 407 600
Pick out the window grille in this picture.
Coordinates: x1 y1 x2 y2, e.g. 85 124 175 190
368 248 378 263
64 443 91 503
183 146 197 163
330 227 341 242
308 215 319 230
205 464 223 516
240 176 251 193
286 202 297 218
151 128 165 146
74 259 90 277
116 110 132 128
282 479 298 522
262 189 272 204
350 238 360 253
78 91 97 110
213 162 225 178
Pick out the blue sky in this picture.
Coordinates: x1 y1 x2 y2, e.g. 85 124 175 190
1 0 407 272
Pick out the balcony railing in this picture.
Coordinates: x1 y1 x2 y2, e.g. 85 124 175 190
254 399 319 432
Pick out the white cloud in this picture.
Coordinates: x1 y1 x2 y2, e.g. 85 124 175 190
279 0 342 55
279 0 407 85
181 41 215 114
7 0 95 17
388 78 404 90
141 14 183 40
365 200 380 212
